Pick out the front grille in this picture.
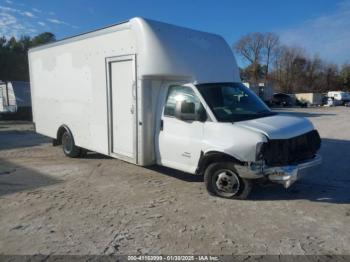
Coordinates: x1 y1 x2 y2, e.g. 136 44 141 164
263 130 321 166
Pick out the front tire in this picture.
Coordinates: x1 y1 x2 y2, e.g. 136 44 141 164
61 130 81 158
204 162 252 199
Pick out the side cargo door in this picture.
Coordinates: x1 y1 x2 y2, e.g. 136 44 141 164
106 55 137 163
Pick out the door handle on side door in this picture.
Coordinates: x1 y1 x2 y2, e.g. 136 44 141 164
160 120 164 131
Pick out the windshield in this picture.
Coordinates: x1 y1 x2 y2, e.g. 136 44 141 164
196 82 276 122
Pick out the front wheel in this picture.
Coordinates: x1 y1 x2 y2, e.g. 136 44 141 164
204 162 252 199
61 130 81 158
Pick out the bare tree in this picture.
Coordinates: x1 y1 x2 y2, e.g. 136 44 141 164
235 31 347 93
263 32 279 81
272 45 305 93
234 32 264 82
340 64 350 90
304 55 322 91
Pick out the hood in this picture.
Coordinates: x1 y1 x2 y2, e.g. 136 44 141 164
235 114 314 139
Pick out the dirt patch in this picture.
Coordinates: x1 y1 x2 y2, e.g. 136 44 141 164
0 108 349 255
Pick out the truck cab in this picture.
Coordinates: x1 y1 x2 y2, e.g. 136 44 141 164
157 82 321 199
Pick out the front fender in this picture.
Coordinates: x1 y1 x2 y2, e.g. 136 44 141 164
202 122 268 162
196 150 243 175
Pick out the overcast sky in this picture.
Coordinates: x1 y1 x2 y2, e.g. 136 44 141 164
0 0 349 66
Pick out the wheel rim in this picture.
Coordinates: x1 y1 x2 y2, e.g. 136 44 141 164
213 169 240 196
62 132 73 154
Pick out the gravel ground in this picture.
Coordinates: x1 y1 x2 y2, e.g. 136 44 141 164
0 107 349 255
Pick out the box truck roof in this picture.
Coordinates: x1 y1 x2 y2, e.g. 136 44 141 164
29 17 239 84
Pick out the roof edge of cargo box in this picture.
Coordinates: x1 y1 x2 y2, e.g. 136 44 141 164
28 19 131 53
28 17 222 53
28 17 240 84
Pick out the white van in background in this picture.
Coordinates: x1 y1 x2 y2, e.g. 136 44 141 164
29 17 322 199
327 91 350 105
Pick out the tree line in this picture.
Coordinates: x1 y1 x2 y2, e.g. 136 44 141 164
234 32 350 93
0 32 56 82
1 31 349 94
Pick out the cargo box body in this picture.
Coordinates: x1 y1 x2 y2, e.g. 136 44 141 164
29 17 239 166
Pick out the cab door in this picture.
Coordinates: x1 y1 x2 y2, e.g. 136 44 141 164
156 84 206 173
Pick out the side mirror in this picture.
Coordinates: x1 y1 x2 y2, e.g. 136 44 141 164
175 101 207 122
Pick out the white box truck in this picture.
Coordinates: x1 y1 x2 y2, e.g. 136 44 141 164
29 17 322 199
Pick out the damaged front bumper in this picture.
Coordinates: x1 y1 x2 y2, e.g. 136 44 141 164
265 154 322 188
237 154 322 188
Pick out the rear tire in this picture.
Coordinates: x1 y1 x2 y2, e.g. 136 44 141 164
204 162 252 199
61 130 81 158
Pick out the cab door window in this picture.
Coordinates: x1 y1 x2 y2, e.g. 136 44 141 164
164 85 204 118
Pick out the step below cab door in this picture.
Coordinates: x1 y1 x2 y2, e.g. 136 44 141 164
156 83 206 174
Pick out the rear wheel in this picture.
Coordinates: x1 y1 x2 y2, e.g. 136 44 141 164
61 130 81 158
204 162 252 199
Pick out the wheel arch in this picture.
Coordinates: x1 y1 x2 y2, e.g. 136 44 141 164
196 150 244 175
53 124 73 146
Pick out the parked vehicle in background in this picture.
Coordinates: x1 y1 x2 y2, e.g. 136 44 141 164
0 81 16 114
271 93 293 107
0 81 31 119
294 93 323 107
327 91 350 105
321 96 329 106
29 17 322 199
242 82 273 105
